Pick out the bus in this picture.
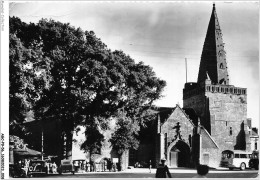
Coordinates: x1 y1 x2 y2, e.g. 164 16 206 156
220 150 252 170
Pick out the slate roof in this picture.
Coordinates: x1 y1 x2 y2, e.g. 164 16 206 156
182 108 199 126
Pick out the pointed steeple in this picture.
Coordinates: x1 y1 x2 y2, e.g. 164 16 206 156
197 3 229 85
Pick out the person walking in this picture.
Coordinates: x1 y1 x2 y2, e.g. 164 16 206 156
192 164 209 178
149 160 152 173
155 158 172 178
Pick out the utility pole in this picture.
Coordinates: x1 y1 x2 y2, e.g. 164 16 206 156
185 58 187 83
41 125 44 160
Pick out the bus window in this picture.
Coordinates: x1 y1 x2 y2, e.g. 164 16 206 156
240 154 247 158
234 154 239 158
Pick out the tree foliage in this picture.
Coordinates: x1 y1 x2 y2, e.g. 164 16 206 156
110 114 140 155
9 16 166 158
9 26 52 137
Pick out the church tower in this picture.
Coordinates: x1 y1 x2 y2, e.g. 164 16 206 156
197 4 229 85
183 4 251 152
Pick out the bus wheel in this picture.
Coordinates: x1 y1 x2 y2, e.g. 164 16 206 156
240 163 246 170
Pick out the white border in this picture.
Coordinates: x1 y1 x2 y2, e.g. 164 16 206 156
1 0 9 179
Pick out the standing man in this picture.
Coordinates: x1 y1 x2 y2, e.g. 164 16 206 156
155 158 172 178
149 160 152 173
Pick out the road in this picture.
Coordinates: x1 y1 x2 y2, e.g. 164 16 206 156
33 168 259 178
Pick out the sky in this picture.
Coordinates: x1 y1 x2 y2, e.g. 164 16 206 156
9 1 259 127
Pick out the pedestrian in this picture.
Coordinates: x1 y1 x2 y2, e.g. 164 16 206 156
85 161 89 172
192 164 209 178
155 158 172 178
90 160 93 172
149 160 152 173
107 159 112 172
52 162 57 174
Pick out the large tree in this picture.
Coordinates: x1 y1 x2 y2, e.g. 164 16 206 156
9 16 166 161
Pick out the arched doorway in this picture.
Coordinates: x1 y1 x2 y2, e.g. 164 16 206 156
167 140 191 168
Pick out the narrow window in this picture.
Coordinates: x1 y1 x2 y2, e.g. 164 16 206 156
255 142 257 150
220 63 224 69
229 127 232 135
226 121 227 126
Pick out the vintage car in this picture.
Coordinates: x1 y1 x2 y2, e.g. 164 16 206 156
9 163 27 178
58 160 75 174
249 151 259 170
27 160 48 177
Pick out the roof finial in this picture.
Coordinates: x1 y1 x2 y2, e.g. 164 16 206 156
213 2 215 8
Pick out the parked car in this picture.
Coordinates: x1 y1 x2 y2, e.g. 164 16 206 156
249 151 259 170
58 159 75 175
27 160 48 177
9 163 27 178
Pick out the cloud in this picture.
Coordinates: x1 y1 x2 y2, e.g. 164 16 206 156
10 1 259 127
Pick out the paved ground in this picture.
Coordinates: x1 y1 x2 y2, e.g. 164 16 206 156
32 167 259 178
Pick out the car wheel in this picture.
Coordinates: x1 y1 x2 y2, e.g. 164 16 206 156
240 163 246 170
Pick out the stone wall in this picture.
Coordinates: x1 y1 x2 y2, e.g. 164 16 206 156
201 148 220 168
161 106 194 152
200 128 220 168
183 81 251 168
206 89 250 152
183 88 207 129
159 106 195 167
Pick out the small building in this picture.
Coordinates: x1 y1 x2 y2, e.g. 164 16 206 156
250 128 259 151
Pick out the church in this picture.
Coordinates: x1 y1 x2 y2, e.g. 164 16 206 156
127 3 251 168
18 4 252 170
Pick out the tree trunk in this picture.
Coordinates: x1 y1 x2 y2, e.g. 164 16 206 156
118 153 123 171
66 130 73 160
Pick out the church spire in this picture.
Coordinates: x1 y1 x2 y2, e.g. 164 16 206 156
197 4 229 85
